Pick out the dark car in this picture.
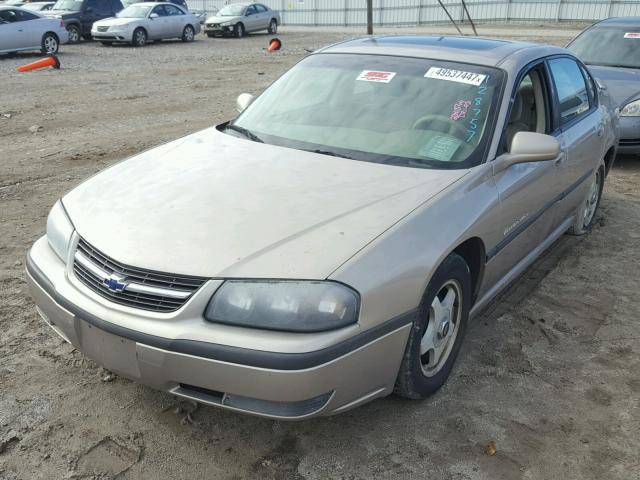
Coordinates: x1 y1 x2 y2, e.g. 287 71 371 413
567 17 640 155
45 0 123 42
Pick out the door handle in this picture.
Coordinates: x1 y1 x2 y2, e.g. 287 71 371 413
597 124 605 137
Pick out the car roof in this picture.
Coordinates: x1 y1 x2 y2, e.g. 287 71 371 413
0 4 42 12
592 16 640 28
317 35 568 69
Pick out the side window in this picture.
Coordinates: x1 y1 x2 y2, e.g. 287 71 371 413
580 64 597 106
152 5 167 16
0 9 18 22
548 58 591 125
15 10 39 21
256 5 267 13
164 5 183 15
504 68 548 149
245 5 257 15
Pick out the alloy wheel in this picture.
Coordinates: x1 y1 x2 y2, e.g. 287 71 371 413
420 280 462 377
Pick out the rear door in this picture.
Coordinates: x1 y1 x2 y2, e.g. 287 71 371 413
255 4 269 30
546 57 605 226
82 0 112 35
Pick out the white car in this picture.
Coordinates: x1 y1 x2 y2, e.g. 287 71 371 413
0 5 68 54
91 2 200 47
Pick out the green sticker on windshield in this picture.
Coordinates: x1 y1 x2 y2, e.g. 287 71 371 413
418 136 462 161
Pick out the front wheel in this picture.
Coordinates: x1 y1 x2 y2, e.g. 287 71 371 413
394 253 471 399
568 166 604 235
66 24 80 44
41 33 59 54
182 24 195 42
235 22 244 38
131 28 147 47
268 19 277 34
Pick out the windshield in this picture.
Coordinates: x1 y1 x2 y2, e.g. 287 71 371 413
52 0 82 10
117 5 151 17
218 5 244 16
568 26 640 69
231 54 503 169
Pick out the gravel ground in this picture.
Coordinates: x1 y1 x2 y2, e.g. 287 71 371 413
1 25 639 480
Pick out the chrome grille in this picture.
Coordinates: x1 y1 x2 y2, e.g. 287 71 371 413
97 26 109 32
73 238 206 313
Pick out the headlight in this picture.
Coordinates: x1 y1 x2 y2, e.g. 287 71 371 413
620 99 640 117
46 200 74 261
220 21 232 26
205 280 359 332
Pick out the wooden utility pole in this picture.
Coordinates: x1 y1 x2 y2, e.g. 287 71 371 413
367 0 373 34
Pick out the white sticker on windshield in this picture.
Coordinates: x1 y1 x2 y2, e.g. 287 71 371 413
418 136 463 161
624 32 640 39
356 70 396 83
425 67 487 86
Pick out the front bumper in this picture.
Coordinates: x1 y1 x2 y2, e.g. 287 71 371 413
91 29 132 42
203 24 234 35
26 236 412 420
618 115 640 155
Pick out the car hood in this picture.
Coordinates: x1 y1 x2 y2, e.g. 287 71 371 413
587 65 640 107
93 16 136 26
63 127 468 279
205 15 240 23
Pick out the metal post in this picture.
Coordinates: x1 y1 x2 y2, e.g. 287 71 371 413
367 0 373 34
418 0 424 26
345 0 349 27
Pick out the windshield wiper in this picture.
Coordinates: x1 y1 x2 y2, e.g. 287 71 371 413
225 124 264 143
304 149 354 159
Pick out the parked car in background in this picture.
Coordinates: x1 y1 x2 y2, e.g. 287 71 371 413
45 0 123 43
23 2 56 11
203 2 279 38
27 36 617 419
121 0 186 8
0 5 67 54
568 17 640 155
91 2 199 46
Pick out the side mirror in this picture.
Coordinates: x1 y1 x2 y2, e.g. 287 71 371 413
150 12 159 18
493 132 560 174
236 93 255 113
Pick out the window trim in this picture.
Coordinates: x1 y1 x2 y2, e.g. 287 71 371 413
497 59 553 155
545 54 598 133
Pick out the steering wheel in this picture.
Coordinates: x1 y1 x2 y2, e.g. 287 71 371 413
412 114 468 138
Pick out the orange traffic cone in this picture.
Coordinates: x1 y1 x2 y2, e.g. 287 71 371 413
267 38 281 52
17 54 60 73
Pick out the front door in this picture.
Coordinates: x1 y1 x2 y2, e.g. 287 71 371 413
485 66 563 286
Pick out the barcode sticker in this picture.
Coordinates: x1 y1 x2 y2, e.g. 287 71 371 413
425 67 487 86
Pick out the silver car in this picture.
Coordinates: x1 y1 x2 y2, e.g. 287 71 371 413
91 1 200 46
27 36 617 420
567 17 640 155
0 5 68 54
203 2 279 38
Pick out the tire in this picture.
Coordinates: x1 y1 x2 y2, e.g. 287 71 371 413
66 24 80 44
181 24 195 42
394 253 471 399
41 32 59 54
568 166 604 235
235 22 244 38
268 19 277 34
132 28 147 47
100 41 113 46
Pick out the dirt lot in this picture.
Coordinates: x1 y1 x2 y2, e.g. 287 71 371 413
1 25 639 480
